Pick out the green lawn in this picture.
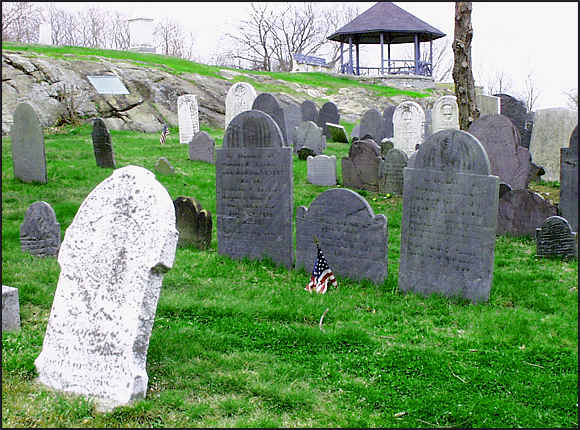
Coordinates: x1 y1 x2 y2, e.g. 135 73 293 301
1 121 577 428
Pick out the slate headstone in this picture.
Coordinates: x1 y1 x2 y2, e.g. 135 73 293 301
177 94 200 145
295 188 388 284
216 110 293 268
252 93 288 146
20 201 60 257
360 108 387 143
497 189 557 236
307 155 337 186
379 148 408 195
351 123 361 141
10 102 47 184
91 118 116 168
494 93 533 148
382 104 396 139
341 138 382 192
34 165 179 410
155 157 175 175
189 131 215 164
2 285 21 332
173 196 212 249
536 216 577 259
393 100 425 156
282 102 302 149
379 139 394 157
431 95 459 133
317 102 340 138
294 121 325 154
225 82 257 129
398 129 499 303
301 100 318 123
326 123 349 143
560 125 578 232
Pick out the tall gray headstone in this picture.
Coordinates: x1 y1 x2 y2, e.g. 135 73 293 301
301 100 318 123
2 285 21 332
382 104 396 139
295 188 388 284
189 131 215 164
497 189 557 236
252 93 288 146
10 102 47 184
91 118 116 168
20 201 61 257
494 93 533 148
177 94 200 144
294 121 325 154
216 110 293 268
173 196 212 249
360 108 387 143
34 165 178 410
379 148 408 195
225 82 257 129
341 138 382 192
317 102 340 138
307 155 337 186
282 102 302 149
431 95 459 133
560 125 578 232
393 101 425 156
536 216 577 259
398 129 499 303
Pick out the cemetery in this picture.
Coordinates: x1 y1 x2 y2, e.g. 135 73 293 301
1 39 578 428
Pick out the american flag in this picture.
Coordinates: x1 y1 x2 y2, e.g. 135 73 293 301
160 124 170 145
305 243 337 294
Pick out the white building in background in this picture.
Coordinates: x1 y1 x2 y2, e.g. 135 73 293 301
39 22 52 45
128 18 155 53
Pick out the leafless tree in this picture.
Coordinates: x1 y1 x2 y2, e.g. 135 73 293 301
564 88 578 110
153 17 195 59
2 1 43 43
76 7 107 48
519 71 541 112
109 11 130 50
485 69 514 96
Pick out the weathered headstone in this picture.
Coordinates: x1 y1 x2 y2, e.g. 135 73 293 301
468 114 531 190
326 123 349 143
34 165 178 410
294 121 325 154
476 94 501 117
536 216 577 259
283 102 302 148
2 286 21 332
431 96 459 133
423 107 433 139
494 93 533 148
10 102 47 184
216 110 293 268
252 93 288 146
91 118 116 168
360 108 387 143
398 129 499 303
177 94 200 144
529 108 578 182
295 188 388 284
307 155 337 186
188 131 215 164
20 201 60 257
560 125 578 232
393 101 425 156
317 102 340 138
379 138 394 157
497 189 557 236
173 196 212 249
341 138 382 192
155 157 175 175
379 148 408 195
301 100 318 123
225 82 257 129
382 104 396 139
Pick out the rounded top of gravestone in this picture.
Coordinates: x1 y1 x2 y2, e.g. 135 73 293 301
414 129 491 175
393 100 425 122
23 200 57 221
91 117 109 134
348 137 381 159
303 188 381 221
320 101 338 115
227 82 257 98
191 130 213 144
385 147 409 163
569 125 578 152
252 93 281 112
12 102 42 133
538 215 573 233
468 114 521 147
223 110 284 149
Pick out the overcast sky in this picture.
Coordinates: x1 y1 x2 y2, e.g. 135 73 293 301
43 2 578 110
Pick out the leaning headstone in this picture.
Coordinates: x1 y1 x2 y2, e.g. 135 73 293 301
494 93 533 148
326 123 349 143
382 104 396 139
497 189 557 236
560 125 578 232
10 102 47 184
155 157 175 175
398 129 499 303
468 114 531 190
177 94 200 144
307 155 337 186
295 188 388 284
216 110 293 268
476 94 501 117
317 102 340 138
225 82 257 129
294 121 325 154
2 286 21 332
379 148 408 195
301 100 318 123
536 216 577 259
252 93 289 145
34 165 179 411
20 201 60 257
341 138 382 192
91 118 116 168
393 100 425 156
431 96 459 133
529 108 578 182
283 102 302 148
188 131 215 164
360 108 387 143
173 196 212 249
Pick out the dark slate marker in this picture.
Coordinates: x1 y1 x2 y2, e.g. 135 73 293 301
560 125 578 232
282 102 302 149
494 93 532 148
252 93 288 146
382 104 396 139
379 148 408 195
301 100 318 124
189 131 215 164
10 102 47 184
317 101 340 138
497 189 557 237
341 138 382 192
173 196 212 249
20 201 60 257
360 108 386 143
536 216 577 259
91 118 116 168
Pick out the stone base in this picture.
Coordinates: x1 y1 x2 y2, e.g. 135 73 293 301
2 285 21 332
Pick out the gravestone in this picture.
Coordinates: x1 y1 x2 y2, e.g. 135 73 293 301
10 102 47 184
252 93 288 145
326 123 349 143
301 100 318 123
423 107 433 139
294 121 325 154
216 110 293 268
529 108 578 181
407 151 417 168
155 157 175 175
2 286 21 332
225 82 257 129
295 188 388 284
173 196 212 249
298 147 316 160
494 93 533 148
341 138 382 192
497 189 557 236
431 96 459 133
398 129 499 303
476 94 501 117
307 155 337 186
379 148 408 195
317 102 340 138
536 216 577 259
360 108 387 143
20 201 60 257
91 118 116 168
189 131 215 164
351 123 361 141
393 101 425 156
382 104 396 139
177 94 200 144
34 165 179 410
380 139 394 157
282 102 302 149
560 125 578 232
468 114 531 189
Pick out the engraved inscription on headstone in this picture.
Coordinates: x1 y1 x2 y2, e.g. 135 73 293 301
2 285 21 332
91 118 116 168
393 101 425 156
173 196 212 249
379 148 408 195
11 102 47 184
341 138 382 192
307 155 337 186
301 100 318 123
20 201 61 257
536 216 577 259
225 82 257 129
431 96 459 133
177 94 200 145
560 125 578 232
189 131 215 164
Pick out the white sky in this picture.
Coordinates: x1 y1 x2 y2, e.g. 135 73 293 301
40 2 578 110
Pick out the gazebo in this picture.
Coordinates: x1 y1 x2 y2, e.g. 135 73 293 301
327 2 445 77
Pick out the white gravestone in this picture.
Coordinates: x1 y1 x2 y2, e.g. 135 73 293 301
393 101 425 156
177 95 200 145
225 82 257 130
307 155 337 186
34 165 178 411
431 96 459 133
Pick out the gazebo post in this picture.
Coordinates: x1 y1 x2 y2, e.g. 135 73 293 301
414 33 420 74
348 36 353 74
429 39 433 76
340 42 344 73
380 32 384 75
355 39 360 75
387 35 391 74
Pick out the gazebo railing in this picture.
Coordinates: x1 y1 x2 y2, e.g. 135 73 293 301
341 59 432 77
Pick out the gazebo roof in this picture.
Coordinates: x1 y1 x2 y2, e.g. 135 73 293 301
328 2 446 44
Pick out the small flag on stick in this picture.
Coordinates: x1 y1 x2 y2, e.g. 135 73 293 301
305 237 337 294
160 124 170 145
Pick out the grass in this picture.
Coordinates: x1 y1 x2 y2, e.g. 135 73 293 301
2 121 577 428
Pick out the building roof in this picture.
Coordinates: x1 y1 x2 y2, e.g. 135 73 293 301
327 2 446 44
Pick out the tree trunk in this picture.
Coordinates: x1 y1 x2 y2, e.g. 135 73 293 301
452 2 480 130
